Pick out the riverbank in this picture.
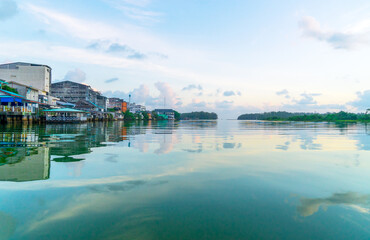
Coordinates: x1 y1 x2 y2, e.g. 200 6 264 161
238 111 370 123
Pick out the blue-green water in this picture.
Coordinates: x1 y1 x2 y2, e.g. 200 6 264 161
0 120 369 239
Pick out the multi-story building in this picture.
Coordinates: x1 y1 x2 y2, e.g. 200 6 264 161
107 97 123 109
0 62 52 93
50 81 107 111
128 103 146 113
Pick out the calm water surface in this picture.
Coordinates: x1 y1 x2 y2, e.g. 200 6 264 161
0 120 369 239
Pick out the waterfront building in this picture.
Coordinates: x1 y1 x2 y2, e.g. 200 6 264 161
74 99 105 112
122 101 128 112
43 108 88 122
7 81 39 101
6 81 59 106
0 62 52 93
128 103 146 113
107 97 124 109
0 89 39 114
154 109 175 120
50 81 107 111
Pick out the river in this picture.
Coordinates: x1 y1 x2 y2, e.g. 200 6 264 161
0 120 369 239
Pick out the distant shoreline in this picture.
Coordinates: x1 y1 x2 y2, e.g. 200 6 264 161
237 111 370 123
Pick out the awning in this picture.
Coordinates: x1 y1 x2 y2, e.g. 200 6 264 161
0 97 22 103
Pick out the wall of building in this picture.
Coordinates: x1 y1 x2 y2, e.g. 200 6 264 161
51 81 106 110
0 63 51 93
51 81 89 103
8 82 39 101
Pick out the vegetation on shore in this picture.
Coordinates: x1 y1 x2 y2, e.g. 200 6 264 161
110 110 181 121
238 111 370 122
180 111 218 120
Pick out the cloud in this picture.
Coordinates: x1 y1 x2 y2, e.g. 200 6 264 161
216 100 234 109
276 89 289 95
280 92 345 112
349 90 370 111
299 16 370 49
105 77 119 83
192 101 207 108
223 91 235 97
107 43 147 60
276 89 290 99
104 0 161 23
104 82 180 109
107 43 131 53
0 0 18 21
63 69 86 83
154 82 179 107
293 93 321 105
127 52 146 60
182 84 202 91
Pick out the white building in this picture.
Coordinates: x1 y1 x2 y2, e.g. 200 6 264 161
0 62 52 93
128 103 146 113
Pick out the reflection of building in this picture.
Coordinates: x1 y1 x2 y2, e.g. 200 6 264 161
0 147 50 182
43 108 88 122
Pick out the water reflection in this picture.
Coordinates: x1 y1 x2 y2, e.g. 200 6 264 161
0 120 369 239
0 147 49 182
0 211 16 239
297 192 370 217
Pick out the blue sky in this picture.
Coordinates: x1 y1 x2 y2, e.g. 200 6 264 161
0 0 370 118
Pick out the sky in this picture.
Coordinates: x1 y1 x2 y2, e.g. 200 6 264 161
0 0 370 118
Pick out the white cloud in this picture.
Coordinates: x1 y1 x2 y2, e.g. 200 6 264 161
103 0 161 23
299 16 370 49
349 90 370 111
182 84 202 91
104 82 180 108
63 68 86 83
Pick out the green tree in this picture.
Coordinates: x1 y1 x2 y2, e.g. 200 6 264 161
2 85 18 94
174 111 180 121
123 110 135 121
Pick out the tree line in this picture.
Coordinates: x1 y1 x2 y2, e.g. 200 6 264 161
238 111 370 122
180 111 218 120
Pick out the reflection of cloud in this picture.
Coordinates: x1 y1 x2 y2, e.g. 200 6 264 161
223 143 236 149
64 161 85 177
154 134 178 155
276 141 290 151
24 180 168 236
296 134 322 150
104 153 119 163
297 192 370 217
